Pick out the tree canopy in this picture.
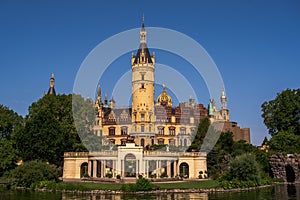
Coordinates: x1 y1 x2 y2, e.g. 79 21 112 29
13 94 94 167
261 88 300 136
0 104 23 139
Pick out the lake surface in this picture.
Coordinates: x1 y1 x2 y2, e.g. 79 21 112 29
1 184 299 200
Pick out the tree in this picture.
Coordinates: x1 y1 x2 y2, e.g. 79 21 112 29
0 138 19 176
187 117 210 151
10 160 59 188
261 89 300 136
268 131 300 154
229 153 261 184
0 104 23 139
13 94 95 167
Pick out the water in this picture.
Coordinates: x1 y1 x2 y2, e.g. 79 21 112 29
0 184 299 200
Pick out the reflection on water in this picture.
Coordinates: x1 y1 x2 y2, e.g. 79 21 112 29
1 184 299 200
62 192 208 200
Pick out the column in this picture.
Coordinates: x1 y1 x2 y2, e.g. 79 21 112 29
121 159 124 178
157 160 161 178
88 160 92 177
93 160 97 178
173 160 177 177
136 160 139 178
112 160 116 178
100 160 105 178
167 161 171 178
145 160 148 178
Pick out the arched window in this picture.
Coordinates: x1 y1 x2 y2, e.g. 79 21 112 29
179 162 189 178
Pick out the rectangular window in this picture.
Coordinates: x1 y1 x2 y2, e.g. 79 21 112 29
121 127 128 135
141 74 145 80
158 127 164 135
141 114 145 121
169 127 175 135
180 127 186 135
141 125 145 132
109 127 115 136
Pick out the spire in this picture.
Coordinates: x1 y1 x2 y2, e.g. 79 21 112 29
47 73 56 95
140 15 146 44
97 84 101 99
132 15 153 64
162 84 166 93
96 83 102 107
221 86 227 109
142 14 145 30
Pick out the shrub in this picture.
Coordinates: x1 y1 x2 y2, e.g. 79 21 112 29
135 177 152 191
116 174 121 179
105 173 112 178
10 160 59 188
229 153 261 185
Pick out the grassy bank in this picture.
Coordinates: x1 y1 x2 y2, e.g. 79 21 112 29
30 179 218 192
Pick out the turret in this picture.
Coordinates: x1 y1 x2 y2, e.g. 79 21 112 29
47 73 56 95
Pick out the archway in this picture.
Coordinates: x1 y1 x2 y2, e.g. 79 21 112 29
80 162 88 178
179 162 189 178
125 154 136 177
285 164 295 182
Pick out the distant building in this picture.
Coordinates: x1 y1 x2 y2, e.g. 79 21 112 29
60 18 250 180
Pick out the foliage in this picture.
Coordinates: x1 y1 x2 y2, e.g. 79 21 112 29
187 118 210 152
268 131 300 154
207 132 269 180
229 153 261 184
120 178 153 192
154 180 218 190
0 139 19 176
261 88 300 136
10 160 59 188
135 177 153 191
0 104 23 139
12 94 96 167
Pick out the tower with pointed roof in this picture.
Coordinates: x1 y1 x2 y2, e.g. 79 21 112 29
130 17 155 143
47 73 56 95
220 88 229 121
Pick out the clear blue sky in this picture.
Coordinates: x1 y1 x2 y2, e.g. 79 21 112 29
0 0 299 145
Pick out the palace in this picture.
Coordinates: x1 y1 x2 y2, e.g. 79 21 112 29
60 18 250 180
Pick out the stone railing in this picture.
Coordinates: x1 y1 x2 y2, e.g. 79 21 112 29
64 152 89 157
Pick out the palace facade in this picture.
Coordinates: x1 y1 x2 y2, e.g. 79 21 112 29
60 18 250 180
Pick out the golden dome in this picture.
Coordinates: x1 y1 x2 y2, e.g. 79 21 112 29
157 84 172 107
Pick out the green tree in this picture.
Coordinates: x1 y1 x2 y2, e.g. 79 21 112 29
0 104 23 139
187 117 210 152
10 160 59 188
0 139 19 176
261 89 300 136
268 131 300 154
13 94 95 167
229 153 261 184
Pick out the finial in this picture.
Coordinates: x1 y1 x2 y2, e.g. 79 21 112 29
51 73 54 79
142 14 145 27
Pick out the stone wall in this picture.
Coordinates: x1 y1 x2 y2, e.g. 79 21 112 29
269 153 300 182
